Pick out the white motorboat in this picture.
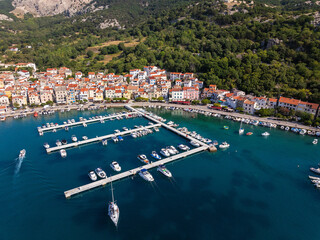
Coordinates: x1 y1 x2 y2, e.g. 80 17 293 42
102 139 108 146
110 161 121 172
160 148 170 157
52 129 57 133
239 121 244 135
178 144 190 151
190 141 200 147
83 123 87 127
137 154 150 164
82 136 88 140
39 131 43 136
166 147 176 155
285 126 290 131
56 140 62 146
88 171 97 181
108 180 120 227
19 149 26 159
122 127 128 131
95 168 106 178
114 129 120 133
219 142 230 149
60 149 67 158
43 143 50 149
139 168 154 182
313 139 318 145
112 136 118 143
157 165 172 178
169 146 179 154
262 132 270 136
131 133 137 138
71 135 77 142
65 126 69 131
150 151 161 160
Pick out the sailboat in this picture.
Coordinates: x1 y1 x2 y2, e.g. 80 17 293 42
239 121 244 135
108 178 120 227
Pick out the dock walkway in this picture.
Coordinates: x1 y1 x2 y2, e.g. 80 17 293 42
39 112 136 133
64 145 207 198
46 123 161 153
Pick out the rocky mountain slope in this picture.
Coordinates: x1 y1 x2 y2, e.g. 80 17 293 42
11 0 100 17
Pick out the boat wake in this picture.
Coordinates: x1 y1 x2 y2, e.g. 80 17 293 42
14 157 24 175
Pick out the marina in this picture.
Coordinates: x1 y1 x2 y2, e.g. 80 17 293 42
64 145 207 198
45 123 161 153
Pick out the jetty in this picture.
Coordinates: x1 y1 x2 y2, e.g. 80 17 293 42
125 105 216 152
63 105 217 198
38 112 138 133
64 145 207 198
46 123 161 153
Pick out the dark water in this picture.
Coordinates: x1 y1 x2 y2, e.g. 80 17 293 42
0 107 319 240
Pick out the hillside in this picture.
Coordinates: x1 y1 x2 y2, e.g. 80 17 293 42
1 0 320 102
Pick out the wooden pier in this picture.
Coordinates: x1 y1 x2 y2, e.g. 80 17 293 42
64 145 207 198
46 123 161 153
38 112 138 133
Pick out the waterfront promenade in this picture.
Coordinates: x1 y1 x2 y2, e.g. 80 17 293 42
2 101 318 131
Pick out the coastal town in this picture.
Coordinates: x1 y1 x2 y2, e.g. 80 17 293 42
0 63 319 123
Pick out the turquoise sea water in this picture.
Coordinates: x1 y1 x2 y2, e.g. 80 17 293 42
1 107 320 240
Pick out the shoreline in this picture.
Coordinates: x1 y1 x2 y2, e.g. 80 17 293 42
1 102 318 132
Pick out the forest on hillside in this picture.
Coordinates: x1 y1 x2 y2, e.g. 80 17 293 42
1 0 320 102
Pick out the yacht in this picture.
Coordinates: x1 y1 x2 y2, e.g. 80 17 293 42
56 140 62 146
310 167 320 175
166 146 176 155
108 180 120 227
60 149 67 158
219 142 230 149
43 143 50 149
88 171 97 181
82 136 88 140
178 144 190 151
157 165 172 178
19 149 26 159
139 168 154 182
169 145 179 154
137 154 150 164
160 148 170 157
95 168 106 178
262 132 270 137
150 151 161 160
71 135 77 142
190 141 200 147
110 161 121 172
102 139 108 146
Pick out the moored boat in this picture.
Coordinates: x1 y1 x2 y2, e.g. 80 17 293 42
190 141 200 147
88 170 97 181
102 139 108 145
310 167 320 175
71 135 77 142
157 165 172 178
95 168 106 178
137 154 150 164
178 144 190 151
219 142 230 149
60 149 67 158
150 151 161 160
110 161 121 172
43 143 50 149
108 180 120 227
160 148 170 157
139 168 154 182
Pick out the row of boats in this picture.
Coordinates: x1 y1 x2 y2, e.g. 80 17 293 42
309 165 320 188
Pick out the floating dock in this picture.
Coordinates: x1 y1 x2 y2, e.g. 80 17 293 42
46 123 161 153
38 112 138 133
64 145 207 198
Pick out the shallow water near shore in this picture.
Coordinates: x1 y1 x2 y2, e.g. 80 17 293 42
0 107 320 240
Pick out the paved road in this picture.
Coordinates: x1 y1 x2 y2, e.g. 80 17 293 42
1 101 319 131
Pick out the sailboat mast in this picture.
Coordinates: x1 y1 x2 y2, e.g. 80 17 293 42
110 178 115 203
